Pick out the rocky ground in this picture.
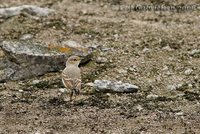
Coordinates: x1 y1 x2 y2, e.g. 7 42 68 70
0 0 200 133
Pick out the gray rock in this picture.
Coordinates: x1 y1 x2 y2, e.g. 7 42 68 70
142 47 150 53
184 68 193 75
93 80 139 93
58 88 68 93
96 57 108 64
146 94 158 99
166 83 184 90
166 84 177 90
162 46 172 51
0 5 54 18
136 105 143 111
189 49 200 57
18 89 23 92
0 40 92 82
32 80 41 85
175 112 184 116
117 69 128 74
101 47 111 52
20 34 34 40
128 68 134 72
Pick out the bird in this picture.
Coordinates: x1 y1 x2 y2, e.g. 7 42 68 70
61 55 81 101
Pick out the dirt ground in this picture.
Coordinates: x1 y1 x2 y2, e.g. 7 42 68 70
0 0 200 133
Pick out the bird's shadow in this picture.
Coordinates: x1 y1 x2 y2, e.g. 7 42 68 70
46 92 112 109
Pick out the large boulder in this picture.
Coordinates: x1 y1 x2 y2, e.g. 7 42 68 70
0 5 54 18
0 40 92 82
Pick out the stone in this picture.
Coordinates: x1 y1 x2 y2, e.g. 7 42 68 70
184 68 193 75
189 49 200 57
96 57 108 64
93 80 139 93
0 5 54 18
100 47 111 52
0 40 92 82
142 47 150 53
117 69 128 74
162 65 168 71
32 80 41 85
162 46 172 51
20 34 34 40
18 89 23 92
128 66 136 72
166 85 177 90
175 112 184 116
58 88 67 93
34 131 41 134
136 105 143 111
146 94 158 99
188 83 193 88
166 83 184 90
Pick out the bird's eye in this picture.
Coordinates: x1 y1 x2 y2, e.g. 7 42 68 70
73 58 77 61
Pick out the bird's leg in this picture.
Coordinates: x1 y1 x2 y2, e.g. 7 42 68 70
69 90 74 101
73 89 78 100
75 89 80 95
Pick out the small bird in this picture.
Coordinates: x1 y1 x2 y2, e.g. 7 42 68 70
62 55 81 101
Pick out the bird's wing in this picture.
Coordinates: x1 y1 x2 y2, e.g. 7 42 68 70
62 71 81 90
62 77 74 89
74 79 81 90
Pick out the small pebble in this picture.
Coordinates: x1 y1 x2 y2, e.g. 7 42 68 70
146 94 158 99
162 65 168 71
136 105 143 111
188 83 193 88
142 47 150 53
58 88 66 93
175 112 184 116
167 83 183 90
128 67 136 72
19 89 23 92
189 49 200 56
96 57 108 63
32 80 40 85
20 34 33 40
117 69 128 74
34 131 41 134
162 46 172 51
167 85 177 90
184 68 193 75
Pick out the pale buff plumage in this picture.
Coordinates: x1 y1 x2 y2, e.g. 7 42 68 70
62 56 81 101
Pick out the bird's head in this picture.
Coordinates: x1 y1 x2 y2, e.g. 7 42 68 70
66 55 81 66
